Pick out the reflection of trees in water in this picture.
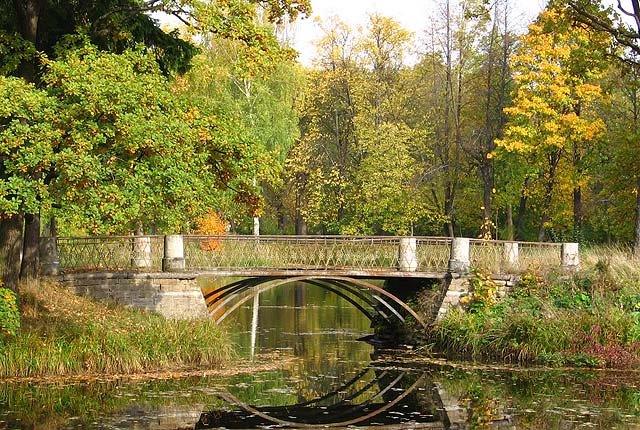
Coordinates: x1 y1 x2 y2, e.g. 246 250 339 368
5 365 640 428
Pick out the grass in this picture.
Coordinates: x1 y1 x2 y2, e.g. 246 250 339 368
426 249 640 368
0 282 233 378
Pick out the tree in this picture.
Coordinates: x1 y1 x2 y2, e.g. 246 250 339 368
564 0 640 253
496 7 609 241
184 31 302 233
0 0 309 286
566 0 640 59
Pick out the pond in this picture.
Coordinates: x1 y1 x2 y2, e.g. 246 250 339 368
2 280 640 429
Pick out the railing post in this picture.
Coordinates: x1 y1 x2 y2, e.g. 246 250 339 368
398 237 418 272
39 237 60 276
132 236 152 269
561 242 580 271
448 237 470 274
163 234 185 272
503 241 519 267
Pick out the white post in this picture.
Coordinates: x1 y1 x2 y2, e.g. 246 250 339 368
448 238 470 274
39 237 60 276
250 292 260 360
253 217 260 236
133 236 152 269
561 242 580 271
163 234 185 271
398 237 418 272
503 242 519 267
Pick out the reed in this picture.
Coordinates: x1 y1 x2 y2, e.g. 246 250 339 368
0 282 232 378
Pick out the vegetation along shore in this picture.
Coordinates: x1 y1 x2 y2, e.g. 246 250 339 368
425 247 640 368
0 282 232 378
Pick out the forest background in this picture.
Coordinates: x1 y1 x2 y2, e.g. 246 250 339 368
1 0 640 289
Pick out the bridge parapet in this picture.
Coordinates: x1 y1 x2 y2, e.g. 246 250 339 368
43 235 575 276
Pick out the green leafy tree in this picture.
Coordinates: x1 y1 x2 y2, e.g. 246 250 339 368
0 0 309 286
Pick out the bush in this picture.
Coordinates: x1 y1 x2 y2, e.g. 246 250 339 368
465 269 498 313
0 287 20 336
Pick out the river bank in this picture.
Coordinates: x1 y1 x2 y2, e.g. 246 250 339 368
425 249 640 368
0 282 233 378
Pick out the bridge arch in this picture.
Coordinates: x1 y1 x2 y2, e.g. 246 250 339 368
203 275 427 328
196 368 431 428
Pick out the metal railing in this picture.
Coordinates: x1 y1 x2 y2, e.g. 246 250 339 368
470 239 562 274
56 236 164 272
49 235 568 275
184 235 431 271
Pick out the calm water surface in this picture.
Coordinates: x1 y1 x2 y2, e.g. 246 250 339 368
3 280 640 429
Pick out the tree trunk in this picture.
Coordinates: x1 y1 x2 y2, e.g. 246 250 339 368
0 215 24 291
573 186 583 241
295 215 307 235
515 178 529 240
506 203 514 241
634 177 640 257
20 213 40 282
444 183 455 237
482 167 493 222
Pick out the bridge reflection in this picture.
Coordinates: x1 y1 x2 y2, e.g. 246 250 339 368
195 366 442 429
203 276 428 329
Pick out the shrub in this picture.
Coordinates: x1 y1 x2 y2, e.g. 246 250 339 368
195 211 228 250
0 287 20 336
466 269 498 313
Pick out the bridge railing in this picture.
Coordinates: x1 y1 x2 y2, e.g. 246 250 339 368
44 235 576 275
469 239 563 274
183 235 452 272
54 236 165 272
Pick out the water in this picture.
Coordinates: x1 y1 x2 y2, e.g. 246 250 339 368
3 280 640 429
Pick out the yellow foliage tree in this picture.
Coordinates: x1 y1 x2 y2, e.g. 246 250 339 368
195 211 228 250
496 6 610 241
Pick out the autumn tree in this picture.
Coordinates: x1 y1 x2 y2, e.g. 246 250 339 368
496 6 609 241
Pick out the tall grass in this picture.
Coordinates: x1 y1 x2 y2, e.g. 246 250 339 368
427 252 640 368
0 283 233 378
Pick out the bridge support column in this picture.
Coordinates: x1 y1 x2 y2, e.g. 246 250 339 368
448 238 470 274
398 237 418 272
132 236 152 269
503 242 519 267
561 242 580 271
163 235 185 272
40 237 60 276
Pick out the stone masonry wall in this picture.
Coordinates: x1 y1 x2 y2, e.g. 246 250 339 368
436 275 519 321
56 272 209 320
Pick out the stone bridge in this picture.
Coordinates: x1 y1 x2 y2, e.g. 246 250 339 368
42 235 580 327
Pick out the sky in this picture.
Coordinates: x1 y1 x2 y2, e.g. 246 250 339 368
289 0 548 66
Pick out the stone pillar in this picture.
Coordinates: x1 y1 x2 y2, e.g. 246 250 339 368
39 237 60 276
163 235 185 272
132 236 152 269
253 217 260 236
398 237 418 272
503 242 519 267
561 242 580 271
448 238 470 274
